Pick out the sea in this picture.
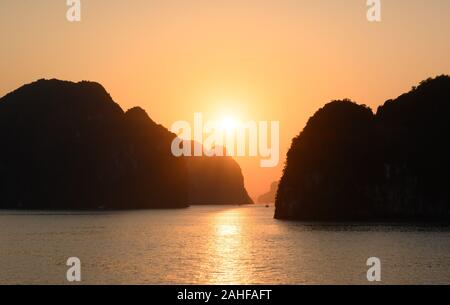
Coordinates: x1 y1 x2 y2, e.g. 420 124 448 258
1 205 449 284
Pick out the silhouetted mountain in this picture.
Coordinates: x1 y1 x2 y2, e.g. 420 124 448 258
257 181 278 204
0 79 253 210
182 141 253 205
275 75 450 221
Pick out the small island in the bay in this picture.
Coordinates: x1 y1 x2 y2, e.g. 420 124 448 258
257 181 278 204
0 79 252 210
275 75 450 221
187 153 253 205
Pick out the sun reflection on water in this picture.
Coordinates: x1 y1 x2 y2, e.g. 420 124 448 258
200 208 250 284
216 224 240 237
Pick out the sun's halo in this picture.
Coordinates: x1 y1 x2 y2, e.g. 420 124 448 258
220 116 239 133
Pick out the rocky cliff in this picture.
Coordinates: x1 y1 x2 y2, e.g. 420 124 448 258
275 75 450 221
0 79 252 209
186 154 254 205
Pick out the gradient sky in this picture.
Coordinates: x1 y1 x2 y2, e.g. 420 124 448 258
1 0 450 199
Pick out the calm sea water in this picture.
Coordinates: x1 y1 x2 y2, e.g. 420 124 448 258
0 205 449 284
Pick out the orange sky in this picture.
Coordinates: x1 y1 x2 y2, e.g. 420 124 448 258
1 0 450 199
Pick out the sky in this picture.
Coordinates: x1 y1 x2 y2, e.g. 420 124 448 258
1 0 450 199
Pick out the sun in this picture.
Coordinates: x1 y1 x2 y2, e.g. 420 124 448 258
220 116 239 133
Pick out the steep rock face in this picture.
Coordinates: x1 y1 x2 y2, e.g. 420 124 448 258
0 79 188 209
122 107 189 209
275 76 450 221
374 76 450 218
0 79 253 209
186 154 254 205
275 100 377 220
166 140 253 205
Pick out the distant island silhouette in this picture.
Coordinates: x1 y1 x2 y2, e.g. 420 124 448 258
257 181 278 204
187 154 253 205
276 75 450 221
0 79 252 210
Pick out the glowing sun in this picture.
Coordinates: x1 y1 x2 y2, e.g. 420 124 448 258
220 116 239 133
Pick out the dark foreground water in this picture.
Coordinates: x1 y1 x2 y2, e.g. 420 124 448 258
0 205 449 284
